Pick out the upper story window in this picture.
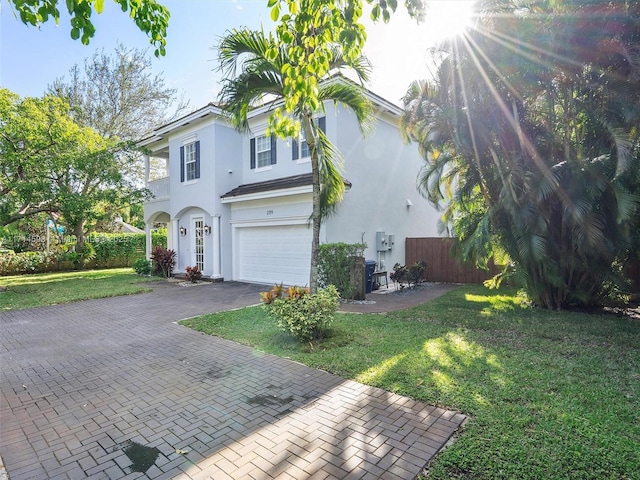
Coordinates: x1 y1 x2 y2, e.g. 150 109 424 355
250 134 277 169
256 135 272 168
293 130 310 160
184 142 197 180
292 116 325 161
180 140 200 182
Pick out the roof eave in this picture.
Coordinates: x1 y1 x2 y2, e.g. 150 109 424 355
221 185 313 204
138 103 226 147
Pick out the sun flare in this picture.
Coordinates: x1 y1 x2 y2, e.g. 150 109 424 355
424 0 477 41
360 0 480 103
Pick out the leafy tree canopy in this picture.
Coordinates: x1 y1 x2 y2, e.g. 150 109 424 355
0 88 149 260
8 0 426 62
7 0 170 55
401 0 640 309
48 43 188 141
265 0 425 139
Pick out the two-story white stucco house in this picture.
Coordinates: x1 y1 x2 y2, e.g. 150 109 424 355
140 79 443 286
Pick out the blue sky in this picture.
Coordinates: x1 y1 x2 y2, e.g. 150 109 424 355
1 0 473 109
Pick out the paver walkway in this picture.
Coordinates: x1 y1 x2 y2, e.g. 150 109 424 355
1 281 465 479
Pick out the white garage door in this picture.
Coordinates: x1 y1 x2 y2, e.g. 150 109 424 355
236 225 312 286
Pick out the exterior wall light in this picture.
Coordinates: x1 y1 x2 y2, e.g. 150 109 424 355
204 225 212 235
180 227 187 236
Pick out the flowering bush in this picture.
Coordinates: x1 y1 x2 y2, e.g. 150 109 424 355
261 284 339 342
184 265 202 283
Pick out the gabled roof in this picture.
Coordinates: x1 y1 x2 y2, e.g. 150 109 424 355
221 173 352 200
138 103 224 148
114 220 145 234
138 74 402 149
243 73 403 119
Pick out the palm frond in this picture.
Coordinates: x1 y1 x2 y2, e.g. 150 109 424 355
217 28 282 76
400 79 439 144
319 82 373 135
315 128 346 222
327 45 372 84
216 28 287 132
218 70 285 131
614 189 640 224
608 127 634 178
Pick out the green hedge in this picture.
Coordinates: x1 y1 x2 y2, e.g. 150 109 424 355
85 232 166 268
0 251 66 275
318 242 366 299
0 233 167 276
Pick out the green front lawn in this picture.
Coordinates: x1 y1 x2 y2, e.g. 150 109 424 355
0 268 156 310
180 285 640 479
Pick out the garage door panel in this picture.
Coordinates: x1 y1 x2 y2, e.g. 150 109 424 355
237 225 311 286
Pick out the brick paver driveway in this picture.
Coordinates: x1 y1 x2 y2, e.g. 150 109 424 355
1 281 465 479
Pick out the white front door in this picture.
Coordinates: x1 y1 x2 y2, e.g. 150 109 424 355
191 217 204 272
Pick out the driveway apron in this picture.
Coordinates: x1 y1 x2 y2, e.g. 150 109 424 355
1 281 465 480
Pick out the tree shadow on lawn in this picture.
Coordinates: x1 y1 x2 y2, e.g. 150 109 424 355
183 285 640 478
344 288 640 478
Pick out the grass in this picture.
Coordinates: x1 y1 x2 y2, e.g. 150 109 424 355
180 285 640 479
0 268 157 310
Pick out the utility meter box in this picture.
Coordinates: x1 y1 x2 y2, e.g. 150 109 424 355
376 231 386 252
387 234 395 251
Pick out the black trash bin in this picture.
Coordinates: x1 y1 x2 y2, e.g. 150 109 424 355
365 260 376 293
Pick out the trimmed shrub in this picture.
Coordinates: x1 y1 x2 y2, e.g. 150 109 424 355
318 242 366 299
390 261 427 289
261 284 339 342
0 231 168 275
133 258 153 275
151 246 176 278
86 232 166 268
0 251 55 275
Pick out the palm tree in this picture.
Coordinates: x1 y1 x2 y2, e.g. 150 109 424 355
401 0 640 308
216 28 373 293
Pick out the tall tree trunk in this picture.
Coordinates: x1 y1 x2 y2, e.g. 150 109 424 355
310 164 321 294
73 222 86 269
304 115 320 294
